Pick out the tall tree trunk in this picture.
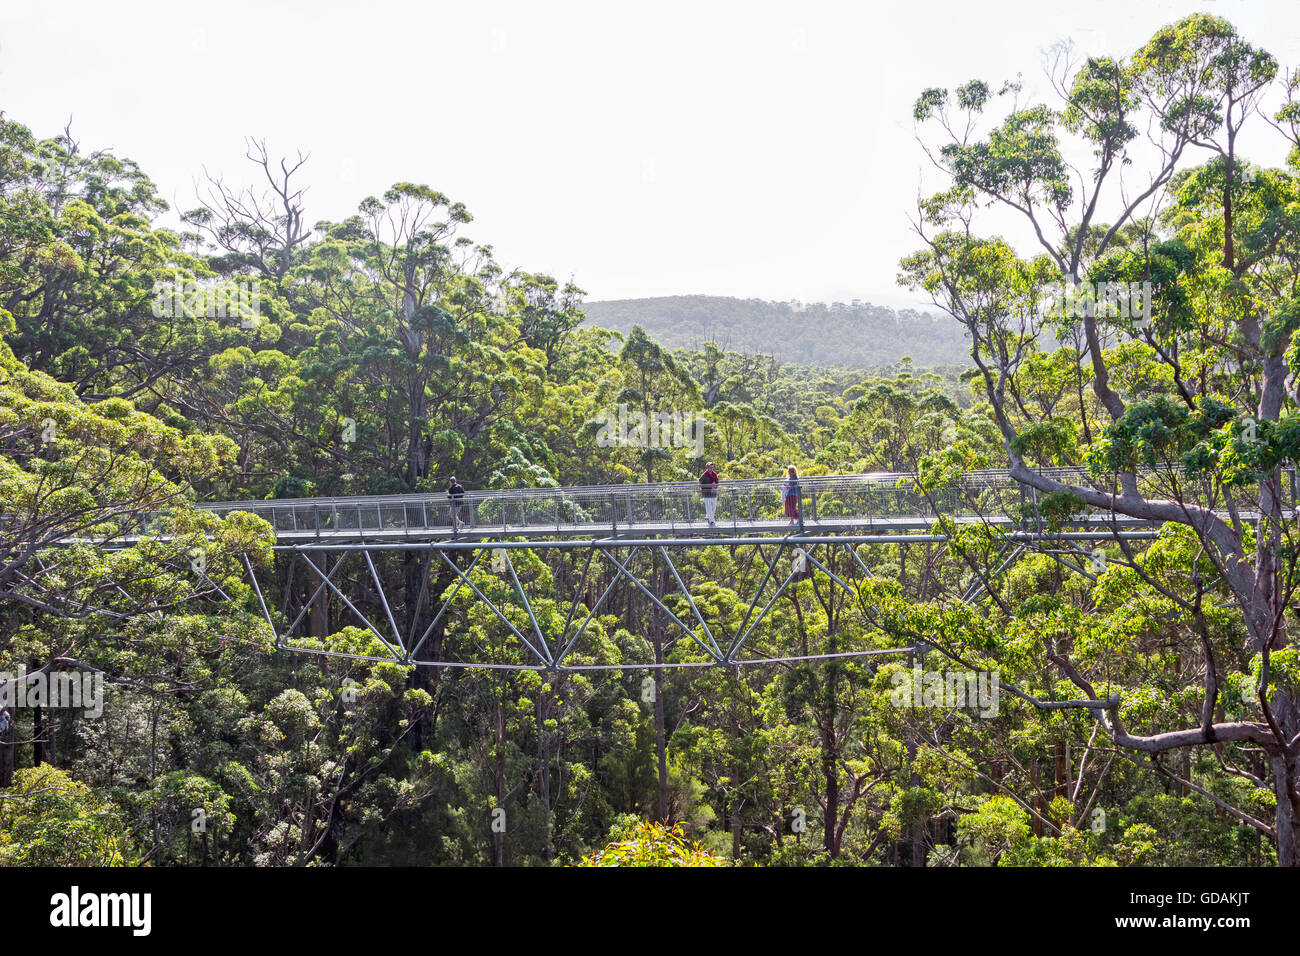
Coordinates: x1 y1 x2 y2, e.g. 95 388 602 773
652 562 669 821
32 702 45 766
494 693 506 867
822 642 842 858
906 648 924 866
822 739 840 858
653 637 668 821
402 289 429 490
1030 759 1044 838
536 688 553 861
0 709 14 787
730 758 742 860
1271 754 1296 867
1054 740 1068 800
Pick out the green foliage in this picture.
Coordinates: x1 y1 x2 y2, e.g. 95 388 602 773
5 8 1300 870
576 820 729 867
0 765 132 865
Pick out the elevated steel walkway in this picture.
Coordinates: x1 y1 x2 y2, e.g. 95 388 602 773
105 465 1225 549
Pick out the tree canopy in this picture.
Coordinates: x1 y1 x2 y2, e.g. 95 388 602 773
3 13 1300 870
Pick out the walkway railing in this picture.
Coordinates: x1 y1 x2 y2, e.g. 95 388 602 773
117 464 1274 541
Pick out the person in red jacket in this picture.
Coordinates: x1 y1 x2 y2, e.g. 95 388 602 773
699 461 720 527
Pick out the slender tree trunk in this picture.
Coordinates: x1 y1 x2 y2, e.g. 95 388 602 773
651 562 669 821
0 709 14 787
495 693 506 867
653 637 668 821
730 759 742 860
536 689 553 861
906 648 923 866
822 636 842 858
1030 759 1044 838
32 702 45 766
46 697 58 767
1054 740 1067 800
822 740 840 858
1271 754 1296 867
402 289 429 490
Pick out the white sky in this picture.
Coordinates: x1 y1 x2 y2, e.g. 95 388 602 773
2 0 1298 308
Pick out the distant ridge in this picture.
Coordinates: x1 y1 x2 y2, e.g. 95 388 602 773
581 295 974 367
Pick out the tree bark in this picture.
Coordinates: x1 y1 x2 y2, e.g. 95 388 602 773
652 562 670 821
494 692 506 867
0 710 14 787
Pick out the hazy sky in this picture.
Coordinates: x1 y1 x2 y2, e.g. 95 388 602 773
2 0 1298 307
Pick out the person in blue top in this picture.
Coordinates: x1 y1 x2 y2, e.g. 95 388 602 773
782 466 801 526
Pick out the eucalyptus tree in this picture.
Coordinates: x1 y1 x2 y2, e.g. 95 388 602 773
182 139 313 294
602 325 701 484
902 13 1300 863
0 307 275 786
0 118 254 407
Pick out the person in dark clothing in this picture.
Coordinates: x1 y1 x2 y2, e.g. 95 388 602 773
447 476 466 530
699 461 720 526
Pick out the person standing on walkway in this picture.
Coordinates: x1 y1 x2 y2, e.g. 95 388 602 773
782 466 801 526
699 461 720 527
447 476 466 531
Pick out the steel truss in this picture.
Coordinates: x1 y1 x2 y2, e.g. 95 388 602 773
239 527 1161 672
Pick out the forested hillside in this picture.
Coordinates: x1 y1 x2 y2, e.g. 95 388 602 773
582 295 977 367
3 12 1300 870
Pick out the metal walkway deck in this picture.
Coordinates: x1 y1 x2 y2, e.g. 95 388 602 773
31 465 1284 670
109 465 1224 549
